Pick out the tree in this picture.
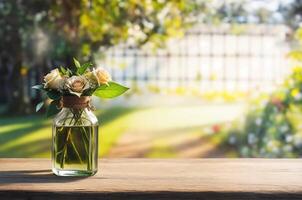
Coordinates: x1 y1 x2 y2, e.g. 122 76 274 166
0 0 52 114
223 28 302 158
0 0 207 115
216 1 248 23
280 0 302 29
48 0 206 64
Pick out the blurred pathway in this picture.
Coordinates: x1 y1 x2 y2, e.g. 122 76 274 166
107 103 245 158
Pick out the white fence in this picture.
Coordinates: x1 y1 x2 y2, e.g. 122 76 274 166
98 24 291 94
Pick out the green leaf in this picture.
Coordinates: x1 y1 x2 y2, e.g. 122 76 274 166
77 62 92 75
47 90 61 100
35 101 44 112
73 58 81 69
59 66 67 75
46 100 61 118
32 84 44 91
93 81 129 98
82 88 95 96
67 68 73 76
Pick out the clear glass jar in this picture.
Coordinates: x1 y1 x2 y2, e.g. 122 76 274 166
52 96 98 176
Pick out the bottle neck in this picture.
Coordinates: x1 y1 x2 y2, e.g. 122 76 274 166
61 107 90 113
62 96 92 110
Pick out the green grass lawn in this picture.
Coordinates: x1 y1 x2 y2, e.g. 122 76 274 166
0 103 245 158
0 107 136 158
105 103 245 158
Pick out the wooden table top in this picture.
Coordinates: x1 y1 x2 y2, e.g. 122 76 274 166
0 158 302 199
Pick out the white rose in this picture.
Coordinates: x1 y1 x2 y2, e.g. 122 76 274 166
65 76 89 97
92 68 111 85
44 69 64 89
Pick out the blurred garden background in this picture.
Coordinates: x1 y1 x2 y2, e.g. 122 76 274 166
1 0 302 158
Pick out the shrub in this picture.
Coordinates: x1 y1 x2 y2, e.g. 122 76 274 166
223 28 302 158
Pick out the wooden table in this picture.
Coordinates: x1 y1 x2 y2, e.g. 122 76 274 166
0 159 302 199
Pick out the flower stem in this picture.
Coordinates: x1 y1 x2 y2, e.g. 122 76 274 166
60 127 71 169
70 133 84 164
58 108 92 171
81 126 91 170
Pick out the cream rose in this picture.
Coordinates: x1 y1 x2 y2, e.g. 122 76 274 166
92 68 111 85
65 76 89 97
44 69 64 89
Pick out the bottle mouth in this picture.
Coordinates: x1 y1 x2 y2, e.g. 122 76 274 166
62 96 91 109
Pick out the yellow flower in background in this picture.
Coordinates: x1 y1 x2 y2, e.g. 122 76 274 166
20 66 28 76
291 66 302 83
287 51 302 62
295 28 302 45
292 66 302 74
210 73 217 81
291 88 302 101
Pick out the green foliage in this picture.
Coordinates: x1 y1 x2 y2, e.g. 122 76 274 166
32 85 44 91
46 100 61 117
48 0 208 62
35 101 44 112
59 67 68 75
73 58 81 69
72 58 93 75
77 62 93 75
46 90 61 100
93 82 129 98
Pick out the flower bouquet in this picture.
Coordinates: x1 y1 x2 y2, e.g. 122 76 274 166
32 58 128 176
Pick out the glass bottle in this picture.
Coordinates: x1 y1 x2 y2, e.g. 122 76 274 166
52 96 98 176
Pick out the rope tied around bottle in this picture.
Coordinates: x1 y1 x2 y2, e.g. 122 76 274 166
60 96 95 110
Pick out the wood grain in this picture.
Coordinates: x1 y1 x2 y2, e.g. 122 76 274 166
0 159 302 199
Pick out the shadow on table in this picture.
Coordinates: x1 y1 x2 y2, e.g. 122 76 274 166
1 191 302 200
0 169 87 184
